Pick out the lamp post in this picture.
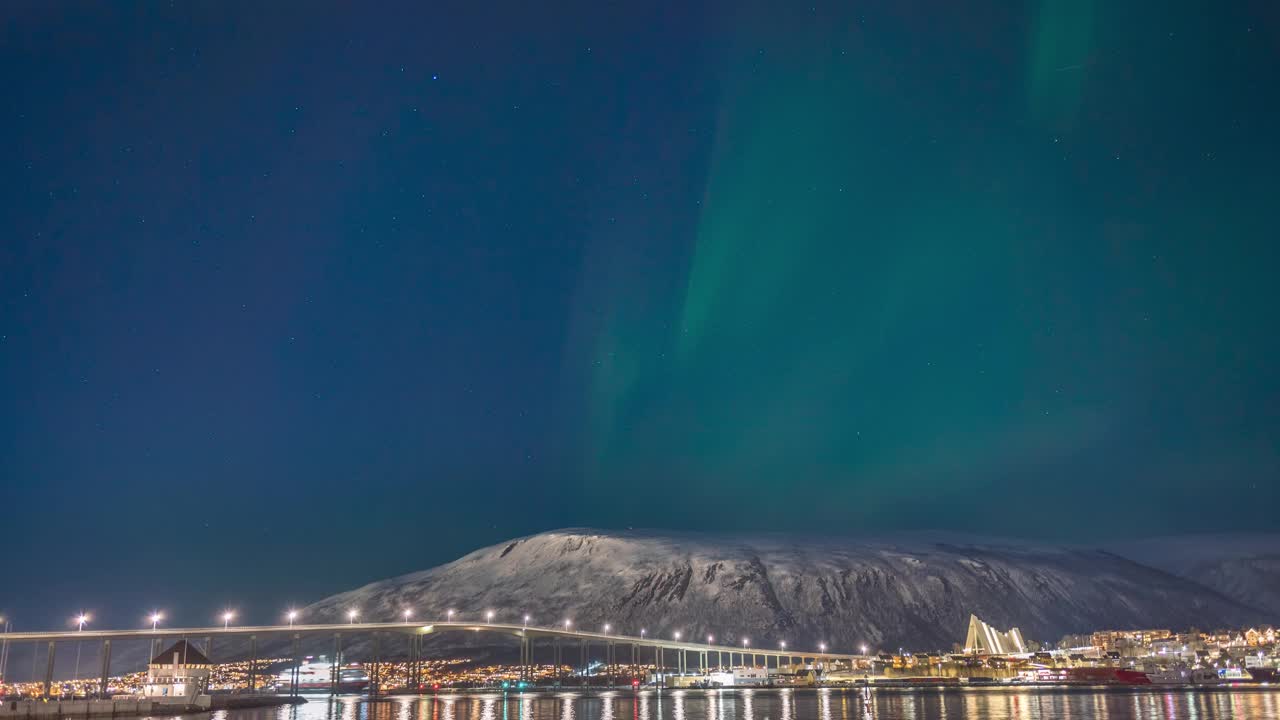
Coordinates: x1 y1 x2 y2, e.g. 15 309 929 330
707 635 714 645
150 612 162 632
288 610 298 627
447 610 455 622
403 609 413 623
486 610 494 624
74 614 89 690
223 611 235 629
0 617 9 687
523 614 530 628
347 610 358 625
604 624 611 634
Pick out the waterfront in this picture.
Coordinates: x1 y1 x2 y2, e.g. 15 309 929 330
150 688 1280 720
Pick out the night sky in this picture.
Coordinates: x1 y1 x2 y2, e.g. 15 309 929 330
2 1 1278 630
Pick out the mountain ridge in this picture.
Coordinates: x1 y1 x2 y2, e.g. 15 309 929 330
302 528 1270 653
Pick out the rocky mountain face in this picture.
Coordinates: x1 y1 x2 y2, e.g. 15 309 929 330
302 529 1270 654
1110 535 1280 617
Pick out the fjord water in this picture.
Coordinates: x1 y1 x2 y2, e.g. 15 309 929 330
185 688 1280 720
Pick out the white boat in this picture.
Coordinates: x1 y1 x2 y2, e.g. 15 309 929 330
274 657 370 693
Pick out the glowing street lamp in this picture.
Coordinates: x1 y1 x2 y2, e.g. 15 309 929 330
603 623 611 633
742 638 750 649
523 614 530 628
347 609 358 624
673 631 682 641
779 641 787 650
707 635 714 645
860 644 868 655
486 610 495 624
447 609 455 622
403 608 413 623
77 613 89 631
288 610 298 627
564 619 572 630
819 643 827 653
222 611 235 629
150 612 163 631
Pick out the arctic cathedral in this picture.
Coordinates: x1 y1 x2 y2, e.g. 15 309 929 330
964 614 1029 654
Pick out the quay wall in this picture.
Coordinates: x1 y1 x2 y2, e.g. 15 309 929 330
0 698 211 718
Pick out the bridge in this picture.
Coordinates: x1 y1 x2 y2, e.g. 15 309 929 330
0 620 858 698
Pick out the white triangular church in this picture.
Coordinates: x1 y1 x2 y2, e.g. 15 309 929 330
964 614 1027 654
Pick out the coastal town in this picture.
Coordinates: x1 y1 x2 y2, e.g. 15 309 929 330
3 619 1278 701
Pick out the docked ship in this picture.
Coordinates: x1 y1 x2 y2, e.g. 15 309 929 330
274 658 370 693
1026 667 1152 685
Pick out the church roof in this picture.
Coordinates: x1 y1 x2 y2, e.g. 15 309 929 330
149 639 211 666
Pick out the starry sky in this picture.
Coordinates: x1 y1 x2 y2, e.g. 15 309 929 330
2 1 1278 629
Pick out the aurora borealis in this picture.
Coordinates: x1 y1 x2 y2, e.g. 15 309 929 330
3 0 1277 627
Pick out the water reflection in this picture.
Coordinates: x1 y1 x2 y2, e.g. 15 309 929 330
168 689 1280 720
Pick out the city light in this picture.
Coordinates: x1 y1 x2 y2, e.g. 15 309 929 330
486 610 494 624
780 640 787 650
403 608 413 622
674 631 681 640
347 609 358 624
288 610 298 627
523 614 530 627
603 623 611 633
447 610 455 621
564 619 572 630
819 643 827 653
150 612 162 631
640 629 647 638
707 634 714 644
223 611 235 629
742 638 750 648
860 644 868 655
77 613 89 631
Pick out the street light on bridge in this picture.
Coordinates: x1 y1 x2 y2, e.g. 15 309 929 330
223 611 235 629
523 614 530 628
673 631 681 640
742 638 749 649
860 644 868 655
403 608 413 622
640 629 647 640
779 640 787 651
447 609 455 622
563 619 572 630
288 610 298 627
819 643 827 653
486 610 495 624
603 623 611 633
150 612 163 631
347 609 358 624
707 634 714 644
77 613 89 631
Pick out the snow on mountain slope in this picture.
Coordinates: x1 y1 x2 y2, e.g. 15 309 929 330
1110 534 1280 616
302 529 1267 653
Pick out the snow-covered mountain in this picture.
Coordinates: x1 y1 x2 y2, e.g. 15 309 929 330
303 528 1268 653
1110 534 1280 616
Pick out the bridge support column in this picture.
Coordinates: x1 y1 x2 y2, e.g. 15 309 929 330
370 632 381 698
99 639 111 697
290 635 300 696
579 639 587 680
331 634 342 695
248 635 257 693
43 641 55 698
